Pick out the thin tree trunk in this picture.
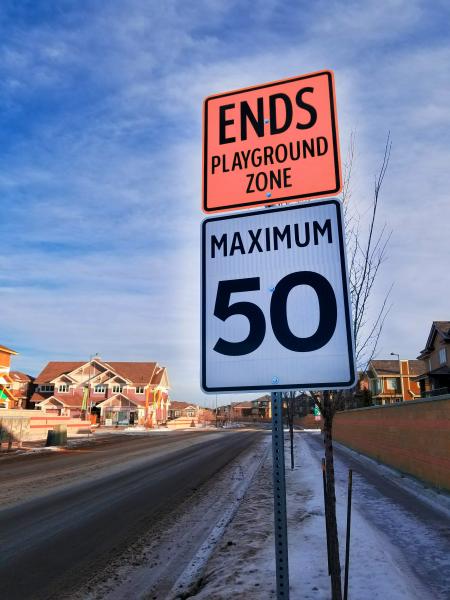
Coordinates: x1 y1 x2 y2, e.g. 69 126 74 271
323 391 342 600
286 393 295 469
289 419 294 470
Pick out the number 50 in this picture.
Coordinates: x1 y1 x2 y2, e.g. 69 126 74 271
213 271 337 356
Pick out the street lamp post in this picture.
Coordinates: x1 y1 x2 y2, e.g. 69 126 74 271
390 352 404 401
87 353 99 421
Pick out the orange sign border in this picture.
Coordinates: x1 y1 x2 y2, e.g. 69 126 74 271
202 70 342 213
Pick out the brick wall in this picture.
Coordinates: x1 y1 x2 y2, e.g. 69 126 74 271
0 409 91 443
333 396 450 491
293 414 322 429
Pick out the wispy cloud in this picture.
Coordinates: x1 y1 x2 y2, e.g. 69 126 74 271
1 1 449 404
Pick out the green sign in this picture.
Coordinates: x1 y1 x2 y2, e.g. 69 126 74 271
313 404 320 416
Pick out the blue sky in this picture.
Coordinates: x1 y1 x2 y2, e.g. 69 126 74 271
1 0 449 406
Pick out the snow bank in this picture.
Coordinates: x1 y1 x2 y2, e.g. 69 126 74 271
190 433 429 599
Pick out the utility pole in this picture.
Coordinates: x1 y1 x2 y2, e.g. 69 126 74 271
86 353 98 422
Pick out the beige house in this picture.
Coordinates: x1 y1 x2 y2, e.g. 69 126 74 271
416 321 450 397
168 401 198 420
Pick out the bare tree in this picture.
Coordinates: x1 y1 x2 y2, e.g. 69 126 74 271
345 132 393 368
314 134 393 599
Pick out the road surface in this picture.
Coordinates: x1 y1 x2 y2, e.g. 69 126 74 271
0 429 263 600
305 432 450 600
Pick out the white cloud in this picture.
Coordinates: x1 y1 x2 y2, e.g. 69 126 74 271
1 1 449 406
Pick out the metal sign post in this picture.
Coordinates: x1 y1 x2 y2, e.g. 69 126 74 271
271 391 290 599
200 70 351 600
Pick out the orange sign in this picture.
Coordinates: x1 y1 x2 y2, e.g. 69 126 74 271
202 70 341 213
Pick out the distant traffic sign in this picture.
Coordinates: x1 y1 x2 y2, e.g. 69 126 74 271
202 70 341 213
201 198 355 392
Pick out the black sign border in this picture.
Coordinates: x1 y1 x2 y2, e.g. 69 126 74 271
203 71 341 213
201 199 355 392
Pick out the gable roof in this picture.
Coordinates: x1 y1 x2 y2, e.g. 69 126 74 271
0 344 17 355
95 393 140 407
151 366 169 387
419 321 450 358
170 401 196 410
32 393 78 407
9 371 34 382
407 360 427 377
434 321 450 338
35 362 86 383
369 360 398 375
252 394 271 403
369 359 425 377
231 400 253 408
35 361 160 385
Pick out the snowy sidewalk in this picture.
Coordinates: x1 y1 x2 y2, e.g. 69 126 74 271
190 431 431 599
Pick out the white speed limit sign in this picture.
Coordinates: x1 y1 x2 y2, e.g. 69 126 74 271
201 198 355 392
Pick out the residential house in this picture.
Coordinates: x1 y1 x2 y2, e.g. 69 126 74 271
251 394 272 419
168 401 199 420
167 402 214 427
31 357 170 426
0 344 19 409
8 372 35 409
231 401 253 418
416 321 450 397
367 359 424 405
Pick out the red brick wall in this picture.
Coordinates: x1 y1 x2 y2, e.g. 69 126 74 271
334 397 450 491
294 414 322 429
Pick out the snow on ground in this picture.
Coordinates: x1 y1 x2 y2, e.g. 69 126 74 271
73 434 272 600
190 432 431 600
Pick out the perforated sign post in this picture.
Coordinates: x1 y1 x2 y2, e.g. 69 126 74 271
201 198 355 599
202 70 341 213
201 71 350 600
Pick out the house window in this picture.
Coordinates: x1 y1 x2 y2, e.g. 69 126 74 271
439 348 447 364
370 379 382 394
39 385 54 393
112 385 123 393
386 378 398 391
59 384 69 392
136 386 145 394
429 358 432 371
94 385 106 393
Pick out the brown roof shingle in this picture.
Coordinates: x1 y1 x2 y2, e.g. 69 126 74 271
34 361 159 385
370 359 426 377
170 401 196 410
9 371 34 382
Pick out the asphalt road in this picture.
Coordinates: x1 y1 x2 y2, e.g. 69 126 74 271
0 429 262 600
305 433 450 599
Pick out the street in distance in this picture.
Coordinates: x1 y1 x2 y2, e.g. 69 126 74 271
201 198 355 392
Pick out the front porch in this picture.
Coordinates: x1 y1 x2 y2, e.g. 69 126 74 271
96 394 146 426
